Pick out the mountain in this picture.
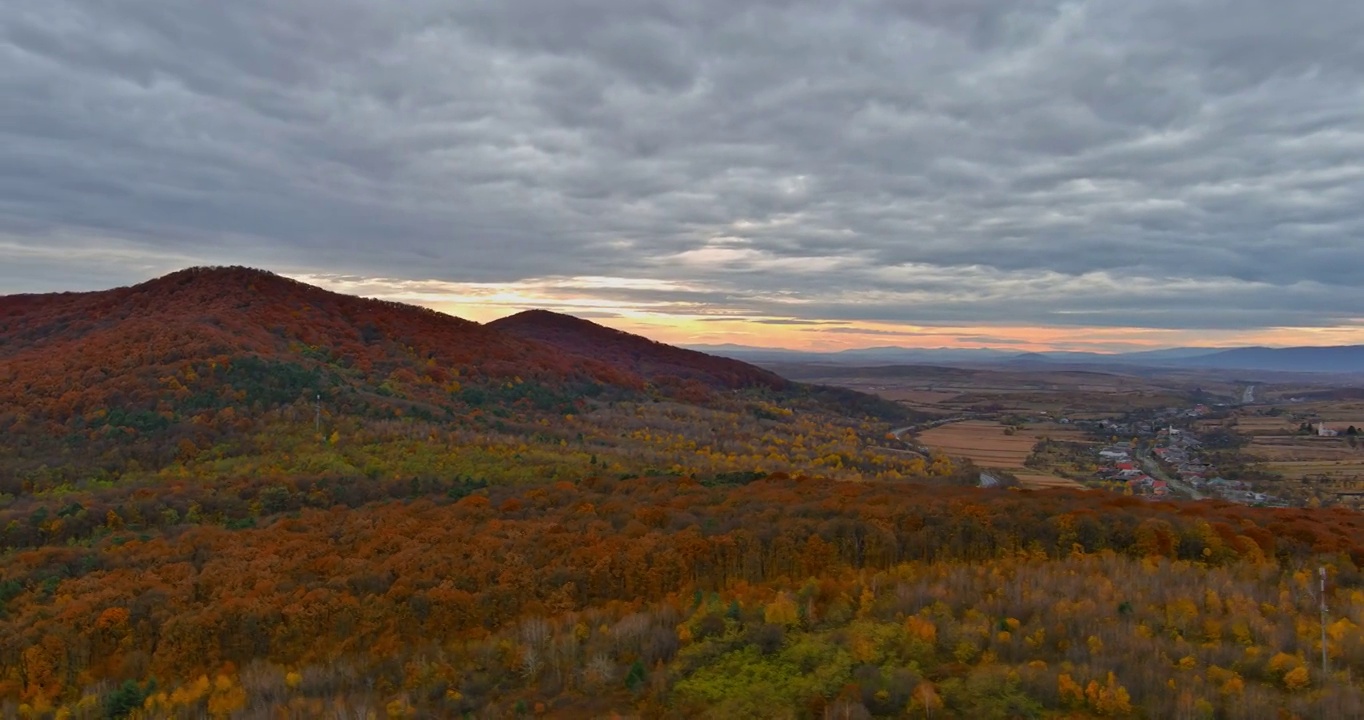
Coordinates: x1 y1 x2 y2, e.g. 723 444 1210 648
490 310 789 392
0 266 635 423
1005 346 1364 373
1175 345 1364 373
0 267 815 481
0 267 802 420
14 268 1364 720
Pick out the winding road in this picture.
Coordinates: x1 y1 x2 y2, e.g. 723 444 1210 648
883 415 978 459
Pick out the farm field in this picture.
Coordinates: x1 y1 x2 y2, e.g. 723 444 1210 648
873 389 963 405
1232 406 1364 504
772 363 1220 420
918 420 1036 464
1260 461 1364 478
862 388 963 415
1233 416 1296 434
917 420 1085 489
1031 424 1097 443
1245 437 1364 488
1013 473 1084 488
1246 435 1361 463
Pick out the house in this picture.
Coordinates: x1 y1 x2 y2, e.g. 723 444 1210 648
1318 423 1339 437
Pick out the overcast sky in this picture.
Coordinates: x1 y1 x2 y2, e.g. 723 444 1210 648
4 0 1363 350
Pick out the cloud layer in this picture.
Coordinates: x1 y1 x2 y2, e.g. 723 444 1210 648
4 0 1363 346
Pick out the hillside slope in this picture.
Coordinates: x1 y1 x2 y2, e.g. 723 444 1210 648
2 268 921 489
0 267 643 426
489 309 789 392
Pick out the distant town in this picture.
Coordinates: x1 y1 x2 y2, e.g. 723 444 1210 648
1061 403 1291 506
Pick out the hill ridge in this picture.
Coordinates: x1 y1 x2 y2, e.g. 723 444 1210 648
1 268 800 473
490 308 789 392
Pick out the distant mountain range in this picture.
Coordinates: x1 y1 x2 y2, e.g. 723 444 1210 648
687 343 1364 374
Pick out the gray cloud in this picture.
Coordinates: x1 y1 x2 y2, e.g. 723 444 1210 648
3 0 1364 339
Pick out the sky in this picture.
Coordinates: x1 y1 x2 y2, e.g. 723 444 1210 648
3 0 1364 352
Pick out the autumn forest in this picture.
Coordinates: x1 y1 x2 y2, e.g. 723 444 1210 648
3 268 1364 719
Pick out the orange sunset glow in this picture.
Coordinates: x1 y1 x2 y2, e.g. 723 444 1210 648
293 273 1364 353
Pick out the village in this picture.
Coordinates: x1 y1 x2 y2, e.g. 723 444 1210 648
1083 405 1291 506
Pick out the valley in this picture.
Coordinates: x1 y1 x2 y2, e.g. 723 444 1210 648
778 360 1364 507
1 269 1363 719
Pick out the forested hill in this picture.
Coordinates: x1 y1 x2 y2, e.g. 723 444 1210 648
490 309 790 392
0 266 916 485
0 266 803 416
5 268 1364 718
0 265 633 410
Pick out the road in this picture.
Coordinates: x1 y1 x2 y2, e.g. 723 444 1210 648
889 415 975 441
884 416 974 459
1137 448 1205 500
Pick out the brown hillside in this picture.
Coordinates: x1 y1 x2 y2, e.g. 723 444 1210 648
489 309 789 392
0 267 638 427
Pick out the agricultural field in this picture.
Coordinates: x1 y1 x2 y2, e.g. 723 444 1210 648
870 388 964 414
1245 436 1364 485
1230 405 1364 505
918 420 1036 465
780 361 1364 501
1011 473 1084 489
774 363 1221 420
1229 416 1293 435
917 420 1085 489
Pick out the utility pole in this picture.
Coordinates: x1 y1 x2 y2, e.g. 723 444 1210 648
1320 566 1329 678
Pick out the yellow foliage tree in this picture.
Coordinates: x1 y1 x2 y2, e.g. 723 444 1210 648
1058 673 1085 707
207 675 246 719
1282 666 1310 692
1084 672 1133 716
763 592 800 627
905 615 937 646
